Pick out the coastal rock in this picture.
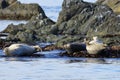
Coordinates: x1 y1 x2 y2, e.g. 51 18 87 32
2 0 120 47
52 0 120 46
2 23 25 33
0 0 17 5
0 0 17 9
0 0 45 20
3 13 55 43
7 0 17 4
97 0 120 14
1 23 25 42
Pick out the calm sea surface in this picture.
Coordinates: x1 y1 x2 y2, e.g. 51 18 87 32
0 0 120 80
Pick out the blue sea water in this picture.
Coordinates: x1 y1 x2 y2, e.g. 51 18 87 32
0 52 120 80
0 0 120 80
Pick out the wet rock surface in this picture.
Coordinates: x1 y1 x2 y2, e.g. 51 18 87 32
60 47 120 58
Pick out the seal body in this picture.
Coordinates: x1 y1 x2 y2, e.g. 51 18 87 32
4 44 41 56
85 36 106 54
86 43 106 54
63 43 86 53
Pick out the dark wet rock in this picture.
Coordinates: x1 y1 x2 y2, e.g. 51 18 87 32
59 45 120 58
43 44 63 51
0 39 5 49
59 51 87 57
0 0 45 20
109 46 120 57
